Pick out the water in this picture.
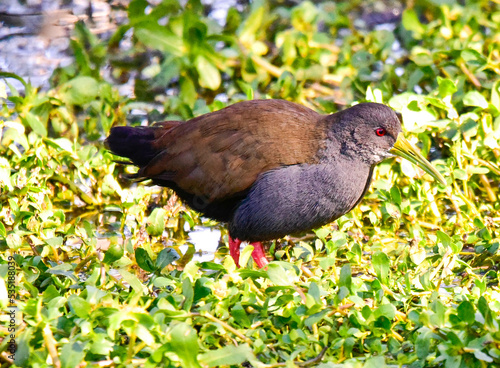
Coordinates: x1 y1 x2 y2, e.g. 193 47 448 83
185 226 221 262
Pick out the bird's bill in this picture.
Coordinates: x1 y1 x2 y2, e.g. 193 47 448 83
390 134 447 185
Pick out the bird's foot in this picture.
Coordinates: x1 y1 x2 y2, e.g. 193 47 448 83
228 236 269 268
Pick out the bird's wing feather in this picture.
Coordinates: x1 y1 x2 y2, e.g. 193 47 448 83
139 100 327 201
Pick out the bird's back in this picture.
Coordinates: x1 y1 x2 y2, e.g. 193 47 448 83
106 99 328 221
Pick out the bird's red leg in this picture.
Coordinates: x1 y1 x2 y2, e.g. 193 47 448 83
228 237 268 268
228 235 241 267
250 242 269 268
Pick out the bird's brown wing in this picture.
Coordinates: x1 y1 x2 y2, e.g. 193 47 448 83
137 100 328 201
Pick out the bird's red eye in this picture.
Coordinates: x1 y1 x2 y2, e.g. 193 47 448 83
375 128 386 137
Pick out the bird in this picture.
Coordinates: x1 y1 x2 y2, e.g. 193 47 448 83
105 99 446 268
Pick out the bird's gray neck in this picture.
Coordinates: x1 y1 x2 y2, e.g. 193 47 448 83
316 129 360 164
319 123 391 165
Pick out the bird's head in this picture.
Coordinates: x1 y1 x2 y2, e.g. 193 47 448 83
329 103 446 185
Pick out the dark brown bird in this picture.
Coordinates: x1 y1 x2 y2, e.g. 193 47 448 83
105 100 445 268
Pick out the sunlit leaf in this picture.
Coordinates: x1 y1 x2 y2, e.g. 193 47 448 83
168 323 202 368
59 76 99 106
60 341 86 368
195 55 221 90
147 208 166 237
22 112 47 137
135 247 156 272
68 295 91 318
199 344 255 367
463 91 488 108
372 251 390 285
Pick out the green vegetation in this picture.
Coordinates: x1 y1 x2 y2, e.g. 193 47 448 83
1 0 500 366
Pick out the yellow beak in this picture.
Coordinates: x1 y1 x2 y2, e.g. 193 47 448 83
390 134 447 186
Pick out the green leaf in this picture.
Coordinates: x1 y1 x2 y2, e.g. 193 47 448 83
463 91 488 108
195 55 221 90
102 243 124 264
468 166 489 175
0 71 28 87
337 286 349 302
13 328 30 366
23 112 47 137
338 264 352 291
446 331 463 347
168 323 202 368
453 168 468 180
372 251 390 285
60 341 86 368
411 49 433 66
59 76 99 106
473 350 493 363
363 356 386 368
239 244 254 267
135 26 184 56
0 157 11 192
199 344 255 367
438 77 457 98
0 222 6 238
374 303 396 320
68 295 91 318
437 230 461 253
146 208 166 236
390 186 401 205
384 202 400 218
230 303 251 328
445 355 462 367
460 117 478 138
118 269 145 295
135 248 156 272
156 248 179 269
237 80 254 100
182 277 194 311
436 230 452 248
416 329 431 359
492 80 500 107
457 300 475 324
477 296 495 328
267 262 297 286
89 333 114 356
402 9 425 37
307 281 321 304
239 5 265 44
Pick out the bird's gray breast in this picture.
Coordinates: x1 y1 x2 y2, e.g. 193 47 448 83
229 159 372 242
